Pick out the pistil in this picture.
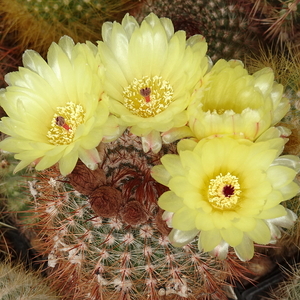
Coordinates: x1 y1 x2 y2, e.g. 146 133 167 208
208 172 241 210
47 102 85 145
123 75 173 118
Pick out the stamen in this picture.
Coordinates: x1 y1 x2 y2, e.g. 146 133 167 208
208 172 241 210
123 75 173 118
47 102 85 145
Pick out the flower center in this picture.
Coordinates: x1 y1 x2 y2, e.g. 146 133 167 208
208 172 241 210
47 102 85 145
123 75 174 118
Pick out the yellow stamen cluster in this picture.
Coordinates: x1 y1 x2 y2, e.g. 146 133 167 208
123 75 173 118
47 102 85 145
208 172 241 210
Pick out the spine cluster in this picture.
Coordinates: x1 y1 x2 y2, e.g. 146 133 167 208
28 131 252 300
0 0 139 56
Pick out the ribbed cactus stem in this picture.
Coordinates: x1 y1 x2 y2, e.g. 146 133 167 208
133 0 254 61
0 0 140 56
26 131 254 300
0 261 59 299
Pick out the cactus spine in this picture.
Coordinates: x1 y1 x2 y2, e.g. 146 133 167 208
26 131 253 300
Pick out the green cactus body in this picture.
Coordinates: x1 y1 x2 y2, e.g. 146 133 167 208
0 45 21 89
27 131 250 300
133 0 300 60
133 0 254 61
265 262 300 300
250 0 300 47
0 0 140 56
0 151 34 215
0 261 59 300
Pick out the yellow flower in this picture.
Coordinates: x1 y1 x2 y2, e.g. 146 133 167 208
0 36 122 176
163 59 290 143
151 134 300 261
98 13 209 153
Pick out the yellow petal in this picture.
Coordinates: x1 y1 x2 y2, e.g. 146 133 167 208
246 219 271 244
179 150 201 171
267 166 297 189
177 138 197 152
212 211 233 229
158 191 184 212
35 152 64 171
232 217 257 232
257 205 287 220
195 212 215 231
141 130 162 153
161 154 185 177
242 179 272 199
162 126 194 143
199 229 222 252
58 150 79 176
168 176 196 197
182 191 205 210
208 240 229 260
263 190 283 210
280 182 300 200
234 235 254 261
78 148 101 171
169 228 199 247
172 206 197 231
151 165 171 186
272 155 300 172
13 160 34 174
220 227 243 246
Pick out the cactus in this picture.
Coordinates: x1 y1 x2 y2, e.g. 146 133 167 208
0 146 38 269
263 261 300 300
0 2 299 298
132 0 261 61
0 0 141 56
0 43 20 89
0 150 34 215
0 260 60 300
24 130 255 300
133 0 300 61
245 0 300 48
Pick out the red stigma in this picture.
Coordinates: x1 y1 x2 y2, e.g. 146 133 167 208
55 116 71 131
223 185 234 197
140 87 151 103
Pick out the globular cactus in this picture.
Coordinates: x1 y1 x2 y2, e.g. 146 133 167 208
244 0 300 49
263 262 300 300
134 0 300 60
133 0 257 61
0 150 33 214
0 0 140 56
0 148 38 267
27 130 254 300
0 260 60 300
0 44 20 89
